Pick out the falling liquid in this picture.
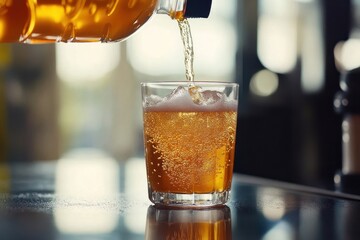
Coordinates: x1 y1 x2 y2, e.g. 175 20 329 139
177 19 205 104
177 19 194 84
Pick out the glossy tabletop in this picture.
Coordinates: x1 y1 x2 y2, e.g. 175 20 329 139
1 158 360 240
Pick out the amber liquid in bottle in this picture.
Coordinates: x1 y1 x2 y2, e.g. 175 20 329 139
0 0 158 43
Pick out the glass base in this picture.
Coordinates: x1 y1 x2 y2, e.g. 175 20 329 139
149 188 231 208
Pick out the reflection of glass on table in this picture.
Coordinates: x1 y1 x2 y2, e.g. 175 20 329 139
145 205 232 240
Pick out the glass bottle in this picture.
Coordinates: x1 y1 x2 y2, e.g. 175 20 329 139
0 0 212 43
334 67 360 194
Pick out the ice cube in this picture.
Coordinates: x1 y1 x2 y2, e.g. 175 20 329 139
199 90 225 105
188 87 225 105
145 86 193 110
144 94 163 107
164 86 188 102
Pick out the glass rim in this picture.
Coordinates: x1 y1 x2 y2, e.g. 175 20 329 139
141 81 239 88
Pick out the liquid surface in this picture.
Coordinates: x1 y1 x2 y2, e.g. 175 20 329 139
143 109 237 194
0 0 157 42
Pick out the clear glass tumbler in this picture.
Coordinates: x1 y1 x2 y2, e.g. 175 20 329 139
142 81 239 207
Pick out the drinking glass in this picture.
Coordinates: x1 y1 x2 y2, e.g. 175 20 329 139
142 81 239 207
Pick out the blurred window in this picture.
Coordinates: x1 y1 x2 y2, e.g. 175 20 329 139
258 0 297 74
56 43 120 85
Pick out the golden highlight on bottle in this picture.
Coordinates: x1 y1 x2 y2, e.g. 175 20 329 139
0 0 157 43
143 106 237 194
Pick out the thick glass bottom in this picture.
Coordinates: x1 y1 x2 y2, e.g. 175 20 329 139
149 188 231 208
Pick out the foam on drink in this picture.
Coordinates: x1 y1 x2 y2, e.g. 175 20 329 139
144 87 238 112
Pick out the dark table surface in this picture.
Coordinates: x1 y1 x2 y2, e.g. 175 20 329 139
1 156 360 240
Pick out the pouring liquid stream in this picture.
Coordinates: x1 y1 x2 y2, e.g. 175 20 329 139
177 19 204 104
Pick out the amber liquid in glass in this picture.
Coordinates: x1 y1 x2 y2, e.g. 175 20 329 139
0 0 157 43
143 110 237 194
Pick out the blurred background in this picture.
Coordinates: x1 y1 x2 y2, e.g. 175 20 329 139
0 0 357 190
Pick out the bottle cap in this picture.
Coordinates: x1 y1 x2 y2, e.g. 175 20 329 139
185 0 212 18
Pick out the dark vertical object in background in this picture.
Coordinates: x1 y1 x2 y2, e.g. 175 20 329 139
235 0 297 184
334 67 360 195
234 0 296 184
234 0 350 189
312 0 350 188
0 45 11 162
5 45 59 162
236 0 260 113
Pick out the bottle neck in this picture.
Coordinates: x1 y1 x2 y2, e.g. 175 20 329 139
156 0 186 19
